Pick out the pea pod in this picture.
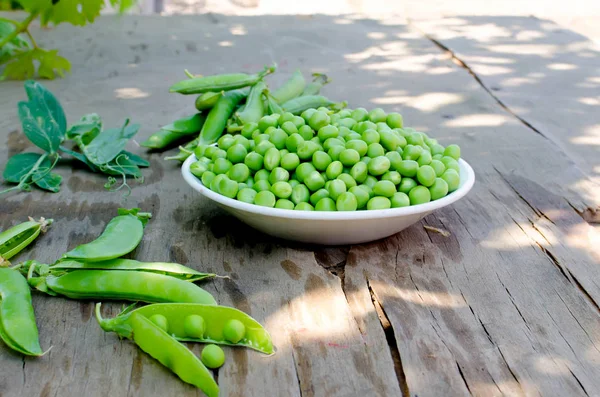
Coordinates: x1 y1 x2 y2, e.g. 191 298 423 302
141 113 206 149
199 88 248 145
235 81 267 124
195 91 222 110
27 270 217 304
302 73 330 95
96 306 219 397
0 268 43 356
103 303 274 354
0 217 52 260
282 95 347 115
170 65 275 95
63 208 151 262
164 137 198 162
271 69 306 104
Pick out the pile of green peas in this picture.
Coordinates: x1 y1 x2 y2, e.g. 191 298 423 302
190 107 462 211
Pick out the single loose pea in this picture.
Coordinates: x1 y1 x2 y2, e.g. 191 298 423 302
417 151 432 166
255 190 276 207
351 108 369 121
336 192 358 211
309 188 329 206
367 196 391 210
218 135 236 151
318 125 339 141
441 169 460 192
326 161 343 180
301 108 317 122
190 161 208 178
339 149 360 167
285 133 305 153
237 188 257 204
201 171 216 187
337 173 357 189
368 156 391 176
255 140 276 156
241 122 259 139
281 153 301 171
295 163 316 182
281 121 299 135
304 171 325 191
367 143 385 158
430 160 446 177
429 178 449 200
382 171 401 185
441 156 460 173
258 115 279 132
349 186 370 209
386 112 403 128
308 111 330 131
409 185 431 205
254 169 269 181
291 184 310 204
218 177 239 199
183 314 206 338
391 192 410 208
398 177 417 194
275 199 295 209
223 319 246 343
397 160 418 177
253 180 271 192
373 180 396 198
368 108 387 123
229 163 250 182
402 145 423 161
416 165 436 187
297 141 320 160
327 179 347 201
345 140 368 157
350 162 368 183
212 148 227 161
201 344 225 369
295 202 315 211
149 314 168 332
298 125 314 140
269 167 290 184
264 147 281 170
213 158 233 175
315 197 336 211
444 144 461 160
271 181 293 199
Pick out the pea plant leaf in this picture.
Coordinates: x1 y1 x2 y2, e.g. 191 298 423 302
2 152 45 183
1 48 71 80
83 120 140 165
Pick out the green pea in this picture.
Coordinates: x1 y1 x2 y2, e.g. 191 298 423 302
386 113 403 128
367 196 391 210
318 125 339 141
301 108 317 122
339 149 360 167
254 169 269 181
229 163 251 182
336 192 358 211
201 344 225 369
253 133 270 145
149 314 169 332
417 151 432 166
218 177 239 199
368 108 387 123
429 160 446 177
297 141 320 160
359 183 374 198
345 132 362 142
409 185 431 205
271 181 293 199
223 319 246 343
309 188 329 206
365 143 383 158
327 179 347 201
295 202 315 211
298 125 314 140
237 188 257 204
429 178 449 200
350 162 368 183
444 144 461 160
213 158 232 175
337 173 357 189
258 115 279 132
441 169 460 192
382 171 401 185
291 184 310 204
280 121 298 136
253 180 271 192
403 145 422 161
349 186 369 209
308 111 330 131
254 190 276 207
241 122 259 139
379 130 399 151
201 171 216 187
337 117 356 129
417 165 436 187
397 160 418 177
315 197 336 211
190 161 208 178
292 115 306 129
269 167 290 184
211 148 227 161
285 133 305 153
373 180 396 197
275 199 295 209
407 133 424 146
441 156 460 173
325 161 343 180
312 151 332 171
255 140 276 156
367 156 390 176
280 153 300 171
183 314 205 338
295 162 316 182
351 108 368 121
361 129 380 145
264 147 281 171
304 171 325 191
218 135 236 151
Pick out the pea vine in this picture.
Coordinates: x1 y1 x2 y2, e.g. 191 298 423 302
0 0 136 80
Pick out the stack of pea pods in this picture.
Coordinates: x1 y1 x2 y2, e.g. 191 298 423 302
0 208 273 397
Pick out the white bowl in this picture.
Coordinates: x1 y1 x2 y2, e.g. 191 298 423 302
182 155 475 245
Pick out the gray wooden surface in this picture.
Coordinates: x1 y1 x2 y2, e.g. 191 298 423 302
0 14 599 397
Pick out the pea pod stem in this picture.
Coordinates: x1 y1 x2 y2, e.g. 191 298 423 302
0 217 52 260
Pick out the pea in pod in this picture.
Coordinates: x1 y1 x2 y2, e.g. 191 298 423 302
27 269 217 304
195 92 222 111
235 81 267 125
170 65 275 95
165 137 199 162
0 268 43 356
63 208 151 262
302 73 330 96
141 113 206 149
0 217 52 260
100 303 274 354
96 306 219 397
282 95 347 115
199 88 248 145
271 69 306 104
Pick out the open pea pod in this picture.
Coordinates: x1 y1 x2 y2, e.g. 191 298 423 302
0 217 52 260
99 303 274 354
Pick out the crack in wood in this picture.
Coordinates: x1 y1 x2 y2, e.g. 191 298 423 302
366 278 410 397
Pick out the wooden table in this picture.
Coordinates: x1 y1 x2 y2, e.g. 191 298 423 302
1 13 599 397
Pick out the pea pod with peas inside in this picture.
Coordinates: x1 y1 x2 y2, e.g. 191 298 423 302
169 65 276 95
0 217 52 261
97 303 274 354
63 208 151 262
96 307 219 397
141 113 206 149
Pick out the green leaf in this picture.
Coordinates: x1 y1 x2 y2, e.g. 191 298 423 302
0 19 31 65
2 152 44 183
40 0 103 26
120 151 149 167
83 120 140 165
66 113 101 144
33 170 62 192
59 146 98 172
1 48 70 80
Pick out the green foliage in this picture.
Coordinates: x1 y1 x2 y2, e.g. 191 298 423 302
0 0 137 80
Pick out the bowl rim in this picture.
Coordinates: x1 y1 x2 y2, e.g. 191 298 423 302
182 154 475 220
